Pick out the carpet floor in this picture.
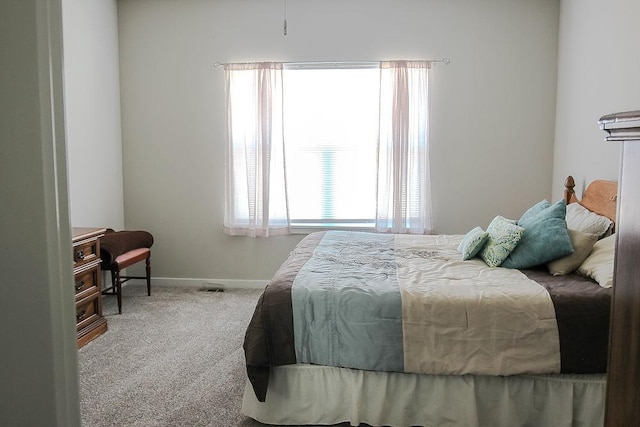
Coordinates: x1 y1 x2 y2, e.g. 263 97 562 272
78 284 267 427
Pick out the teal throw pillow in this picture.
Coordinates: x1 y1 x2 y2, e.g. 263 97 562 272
458 226 489 260
479 216 525 267
501 199 574 269
518 199 550 224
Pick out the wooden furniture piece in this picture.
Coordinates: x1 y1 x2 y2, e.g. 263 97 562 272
564 175 618 226
72 227 108 348
100 230 153 314
599 110 640 427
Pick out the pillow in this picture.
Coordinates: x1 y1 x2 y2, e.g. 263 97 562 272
577 234 616 288
457 226 489 260
501 199 574 269
565 202 613 238
547 229 599 276
479 216 524 267
518 199 550 224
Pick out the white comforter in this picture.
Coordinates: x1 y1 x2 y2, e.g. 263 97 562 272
396 234 560 375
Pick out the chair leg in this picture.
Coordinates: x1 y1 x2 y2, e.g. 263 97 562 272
115 270 123 314
146 255 151 296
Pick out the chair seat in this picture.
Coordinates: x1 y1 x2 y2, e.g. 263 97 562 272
99 229 153 314
113 247 151 270
100 230 154 265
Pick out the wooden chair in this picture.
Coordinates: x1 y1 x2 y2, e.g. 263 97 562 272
99 230 154 314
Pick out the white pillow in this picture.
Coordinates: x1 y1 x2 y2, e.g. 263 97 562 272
565 202 613 238
576 234 616 288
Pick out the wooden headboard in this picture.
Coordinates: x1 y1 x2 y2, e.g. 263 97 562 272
563 175 618 225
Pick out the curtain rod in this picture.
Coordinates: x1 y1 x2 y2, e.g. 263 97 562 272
213 58 450 68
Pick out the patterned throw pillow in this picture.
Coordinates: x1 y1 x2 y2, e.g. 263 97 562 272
479 216 525 267
457 226 489 260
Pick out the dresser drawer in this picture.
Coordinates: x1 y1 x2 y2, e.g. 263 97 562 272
74 261 101 299
73 237 100 270
76 291 101 332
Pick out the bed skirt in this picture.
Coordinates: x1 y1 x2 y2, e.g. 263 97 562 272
241 364 606 427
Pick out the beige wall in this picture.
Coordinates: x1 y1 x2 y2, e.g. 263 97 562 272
63 0 125 229
117 0 561 285
552 0 640 200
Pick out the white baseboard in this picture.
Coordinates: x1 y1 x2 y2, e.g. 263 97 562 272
130 277 268 290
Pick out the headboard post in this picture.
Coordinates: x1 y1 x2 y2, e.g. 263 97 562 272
564 175 576 204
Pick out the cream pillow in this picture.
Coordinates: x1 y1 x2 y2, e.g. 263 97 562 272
576 234 616 287
547 229 599 276
565 202 613 238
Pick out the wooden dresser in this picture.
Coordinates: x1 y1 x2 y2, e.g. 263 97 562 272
72 227 108 348
598 111 640 426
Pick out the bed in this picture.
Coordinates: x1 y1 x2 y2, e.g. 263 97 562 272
241 176 618 427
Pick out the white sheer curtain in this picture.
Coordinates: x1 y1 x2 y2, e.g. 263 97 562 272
223 62 290 237
376 61 432 234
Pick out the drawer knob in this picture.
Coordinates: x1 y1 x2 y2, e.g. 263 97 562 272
75 250 85 261
75 281 84 291
76 310 87 322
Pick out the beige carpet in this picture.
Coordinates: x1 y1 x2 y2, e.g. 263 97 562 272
78 284 266 426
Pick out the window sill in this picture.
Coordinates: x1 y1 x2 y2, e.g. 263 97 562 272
289 222 375 235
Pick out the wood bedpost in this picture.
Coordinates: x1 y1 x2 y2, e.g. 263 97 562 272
564 175 576 204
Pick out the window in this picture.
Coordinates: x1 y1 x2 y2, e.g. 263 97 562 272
223 61 432 237
283 65 380 229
